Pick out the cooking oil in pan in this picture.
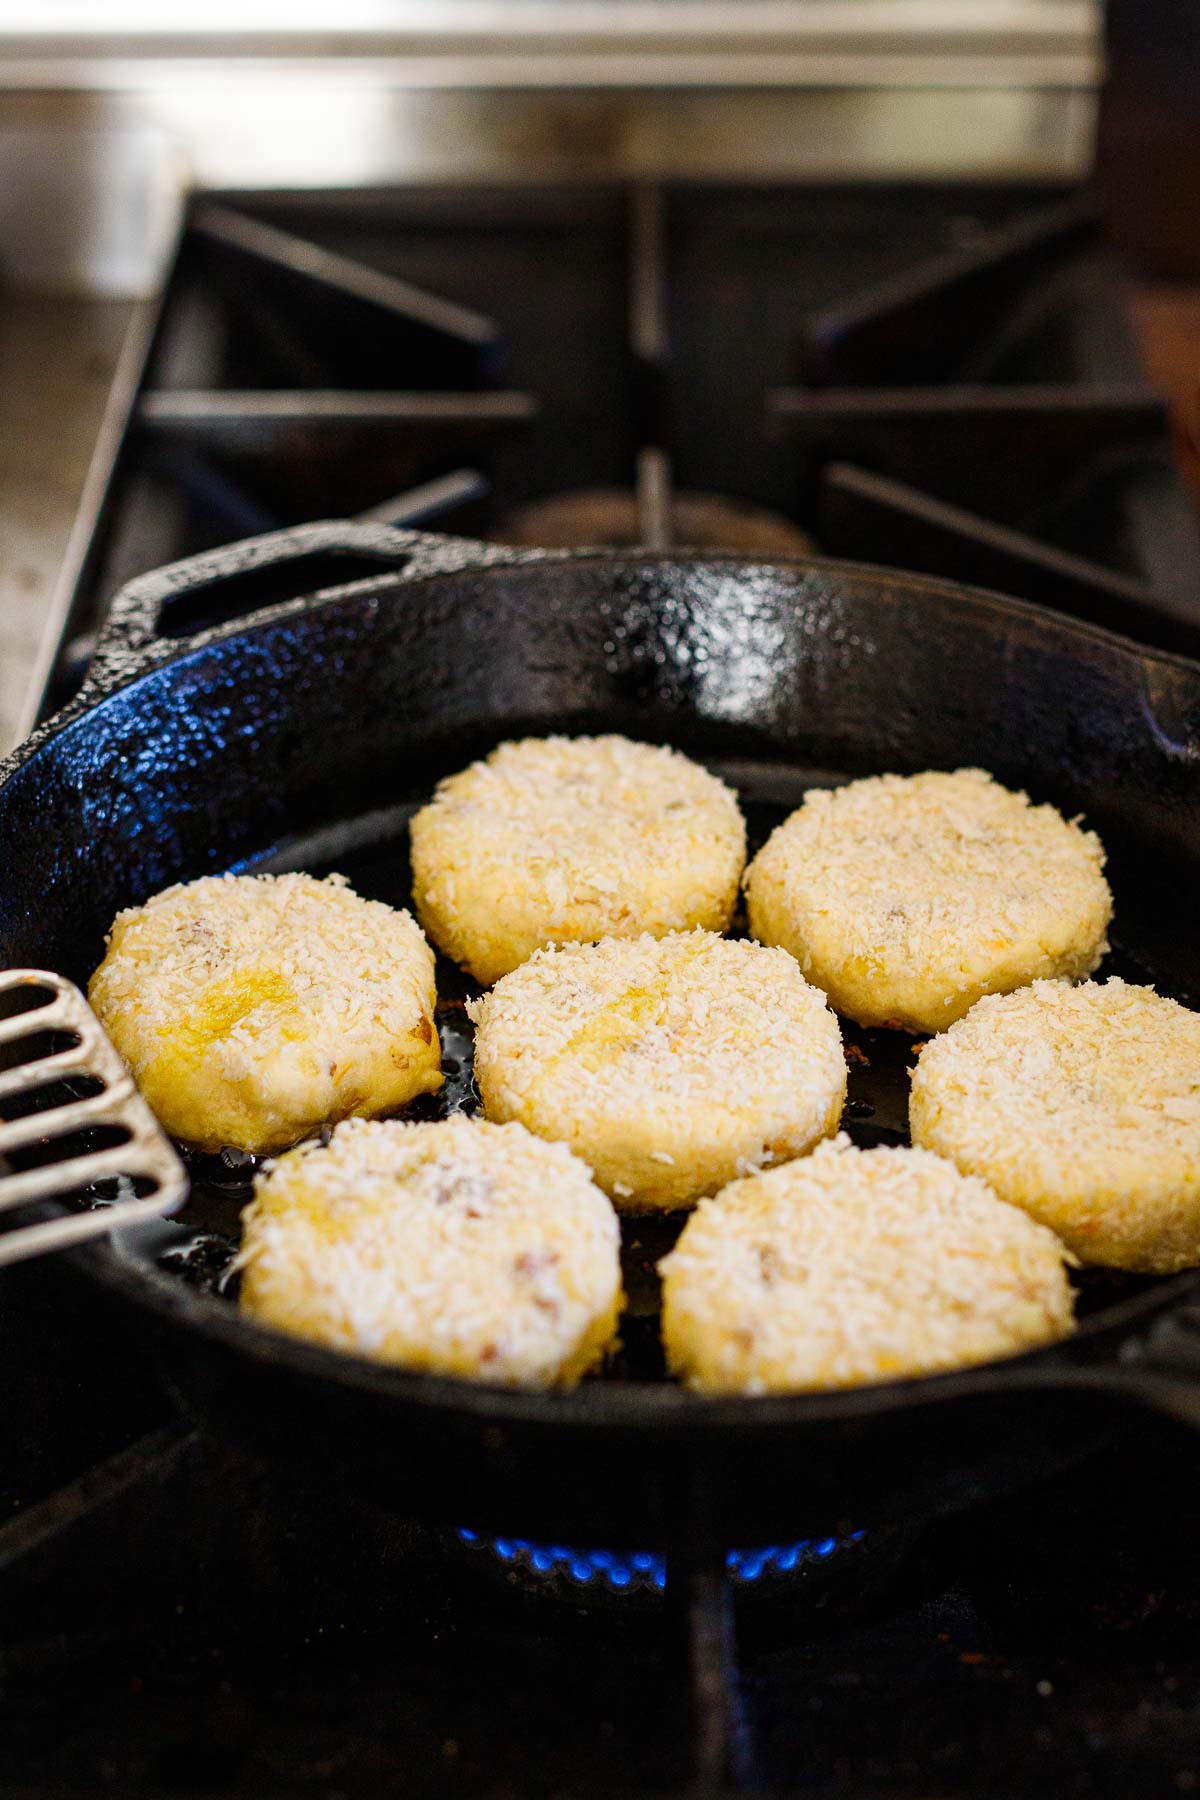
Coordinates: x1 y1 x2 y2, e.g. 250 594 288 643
123 759 1162 1349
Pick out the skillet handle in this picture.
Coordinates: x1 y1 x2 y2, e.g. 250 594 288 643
84 521 505 693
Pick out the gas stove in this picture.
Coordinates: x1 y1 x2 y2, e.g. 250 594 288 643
5 174 1200 1799
31 177 1200 727
5 1344 1200 1797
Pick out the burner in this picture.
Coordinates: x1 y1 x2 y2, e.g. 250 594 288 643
453 1525 866 1600
492 488 815 553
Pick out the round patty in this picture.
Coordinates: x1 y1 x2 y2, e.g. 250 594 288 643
409 734 746 985
659 1136 1075 1394
910 978 1200 1272
89 872 442 1154
745 767 1111 1034
469 930 846 1213
237 1115 623 1386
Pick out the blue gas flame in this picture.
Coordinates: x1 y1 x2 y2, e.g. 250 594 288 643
456 1527 865 1592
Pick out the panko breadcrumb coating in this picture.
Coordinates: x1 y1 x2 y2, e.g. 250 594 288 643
469 930 846 1212
659 1136 1075 1394
237 1116 623 1386
89 872 442 1154
745 767 1111 1034
910 978 1200 1273
409 734 746 985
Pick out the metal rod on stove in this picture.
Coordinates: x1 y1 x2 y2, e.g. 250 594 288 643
682 1554 759 1793
138 391 538 431
668 1465 760 1795
636 447 673 553
355 468 490 528
156 444 281 539
631 186 668 369
629 186 673 551
818 461 1200 655
0 1423 199 1584
192 204 499 351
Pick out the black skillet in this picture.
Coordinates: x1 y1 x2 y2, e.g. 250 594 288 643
1 521 1200 1551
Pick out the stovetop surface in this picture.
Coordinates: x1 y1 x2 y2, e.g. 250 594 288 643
4 1253 1200 1800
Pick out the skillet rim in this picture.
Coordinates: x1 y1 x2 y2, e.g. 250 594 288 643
2 537 1199 1432
74 1226 1200 1431
9 533 1200 762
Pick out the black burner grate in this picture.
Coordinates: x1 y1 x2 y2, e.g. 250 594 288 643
5 1408 1200 1797
36 181 1200 720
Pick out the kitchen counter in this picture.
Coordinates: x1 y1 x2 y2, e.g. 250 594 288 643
0 296 132 750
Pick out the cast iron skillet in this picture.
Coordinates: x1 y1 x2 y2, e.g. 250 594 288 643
1 522 1200 1550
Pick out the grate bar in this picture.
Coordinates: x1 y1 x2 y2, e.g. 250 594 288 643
668 1471 761 1795
818 460 1200 657
192 204 500 352
799 191 1099 386
629 185 674 551
355 467 490 529
138 390 539 431
0 971 186 1267
636 446 673 553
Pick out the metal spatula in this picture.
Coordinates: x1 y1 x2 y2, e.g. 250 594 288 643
0 970 186 1268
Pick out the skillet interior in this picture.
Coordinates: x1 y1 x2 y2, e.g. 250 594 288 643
108 756 1171 1369
1 548 1198 1539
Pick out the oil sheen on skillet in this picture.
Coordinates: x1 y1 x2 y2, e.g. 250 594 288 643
148 755 1165 1384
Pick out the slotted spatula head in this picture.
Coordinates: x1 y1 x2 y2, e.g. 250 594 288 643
0 970 187 1268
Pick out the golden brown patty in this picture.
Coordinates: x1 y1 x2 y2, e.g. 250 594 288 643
469 930 846 1212
89 872 442 1154
237 1115 623 1387
659 1136 1075 1394
745 767 1112 1033
910 978 1200 1272
409 734 746 984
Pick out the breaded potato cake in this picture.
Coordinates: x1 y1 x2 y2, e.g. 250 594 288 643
409 734 746 985
469 930 846 1212
910 978 1200 1273
237 1116 623 1386
659 1136 1075 1394
89 872 442 1154
745 767 1111 1034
